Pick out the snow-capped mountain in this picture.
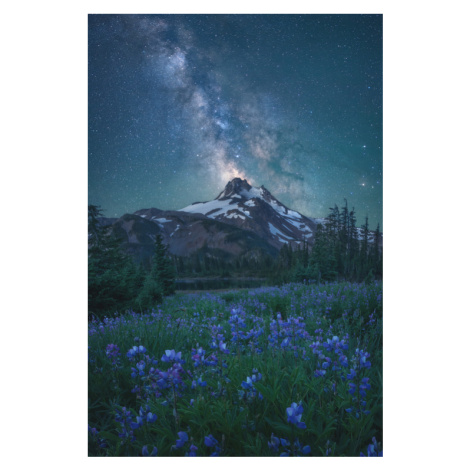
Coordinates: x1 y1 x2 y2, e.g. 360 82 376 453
99 178 380 266
179 178 320 249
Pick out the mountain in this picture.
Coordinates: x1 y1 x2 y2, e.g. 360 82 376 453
100 178 379 266
179 178 320 249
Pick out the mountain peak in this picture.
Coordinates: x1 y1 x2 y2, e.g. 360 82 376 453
216 178 253 200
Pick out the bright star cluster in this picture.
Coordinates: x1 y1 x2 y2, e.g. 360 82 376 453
89 14 382 228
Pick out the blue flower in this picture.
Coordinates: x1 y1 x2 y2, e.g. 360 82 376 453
130 416 144 430
241 376 254 390
360 437 382 456
142 445 158 456
286 402 307 429
197 377 207 387
127 345 146 359
175 431 189 449
187 444 198 456
204 434 219 447
268 434 280 452
348 382 356 395
302 445 311 455
161 349 182 363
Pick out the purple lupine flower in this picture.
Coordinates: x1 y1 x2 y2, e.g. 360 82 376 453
339 354 349 367
126 345 146 359
142 445 158 456
360 437 382 456
175 431 189 449
268 434 280 452
204 434 219 447
286 402 307 429
197 377 207 387
191 347 205 366
241 376 254 390
161 349 182 363
252 369 262 381
359 377 371 397
105 344 120 362
187 444 198 456
130 416 144 430
88 425 107 448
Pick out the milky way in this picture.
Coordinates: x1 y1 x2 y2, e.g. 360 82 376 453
89 14 382 229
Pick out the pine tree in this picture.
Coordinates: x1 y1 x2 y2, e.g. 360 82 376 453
88 204 136 318
151 234 175 296
136 273 163 311
373 223 383 279
326 204 340 237
309 224 337 282
360 216 370 280
136 234 175 311
361 216 370 257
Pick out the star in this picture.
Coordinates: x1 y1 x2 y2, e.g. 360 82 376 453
89 14 382 229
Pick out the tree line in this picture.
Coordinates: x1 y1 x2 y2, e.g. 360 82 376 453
271 200 382 284
88 205 175 319
88 200 382 318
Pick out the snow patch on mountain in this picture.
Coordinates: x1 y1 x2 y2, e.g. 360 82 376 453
268 222 294 241
180 197 253 220
240 186 262 199
226 212 246 220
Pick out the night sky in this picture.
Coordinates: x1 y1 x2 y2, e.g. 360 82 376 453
89 14 382 229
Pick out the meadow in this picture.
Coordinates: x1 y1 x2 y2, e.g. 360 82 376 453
88 281 383 457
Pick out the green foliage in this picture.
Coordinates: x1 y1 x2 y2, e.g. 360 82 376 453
136 275 163 311
88 205 139 318
88 206 176 318
135 234 176 311
269 200 382 285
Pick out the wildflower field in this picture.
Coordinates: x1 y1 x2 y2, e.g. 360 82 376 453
88 281 383 457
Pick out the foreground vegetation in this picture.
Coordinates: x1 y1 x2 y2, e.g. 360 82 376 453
88 281 383 457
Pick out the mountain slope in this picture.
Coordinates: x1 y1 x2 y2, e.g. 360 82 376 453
179 178 320 249
105 205 278 266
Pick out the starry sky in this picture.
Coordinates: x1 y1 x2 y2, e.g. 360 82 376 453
89 14 382 229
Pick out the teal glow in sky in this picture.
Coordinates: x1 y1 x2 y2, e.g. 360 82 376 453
89 14 382 228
